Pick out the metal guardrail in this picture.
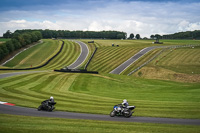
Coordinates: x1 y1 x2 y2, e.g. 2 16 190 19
84 47 98 70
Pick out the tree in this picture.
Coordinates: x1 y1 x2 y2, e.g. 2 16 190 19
33 31 42 40
155 34 161 39
30 32 38 42
5 40 15 53
22 33 32 45
129 33 134 39
12 39 21 49
135 34 140 39
0 43 9 60
3 30 12 38
150 35 155 39
117 34 124 39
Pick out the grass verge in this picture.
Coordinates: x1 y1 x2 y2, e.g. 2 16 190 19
0 114 200 133
3 39 60 68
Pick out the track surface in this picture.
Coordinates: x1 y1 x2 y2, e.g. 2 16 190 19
0 72 200 125
0 71 45 79
67 41 89 69
110 46 166 74
0 104 200 125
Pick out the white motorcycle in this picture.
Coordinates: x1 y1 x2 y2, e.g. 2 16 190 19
110 104 135 118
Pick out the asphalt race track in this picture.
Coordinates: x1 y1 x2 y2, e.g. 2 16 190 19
67 41 89 69
0 71 45 79
0 104 200 125
110 46 167 74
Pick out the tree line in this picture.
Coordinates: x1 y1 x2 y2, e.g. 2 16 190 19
150 30 200 39
0 30 42 61
4 29 127 39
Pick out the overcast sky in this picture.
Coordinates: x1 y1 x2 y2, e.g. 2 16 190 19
0 0 200 38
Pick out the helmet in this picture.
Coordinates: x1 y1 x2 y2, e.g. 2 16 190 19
123 99 127 103
50 96 54 100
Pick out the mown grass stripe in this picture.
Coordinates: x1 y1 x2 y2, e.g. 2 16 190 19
41 40 81 70
1 73 46 88
88 47 122 69
88 47 140 73
4 39 60 68
43 41 73 69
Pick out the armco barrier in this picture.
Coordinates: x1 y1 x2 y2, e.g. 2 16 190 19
84 47 98 69
0 40 64 71
54 69 98 74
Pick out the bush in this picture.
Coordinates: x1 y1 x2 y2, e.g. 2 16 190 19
5 40 15 53
12 39 21 49
0 43 9 60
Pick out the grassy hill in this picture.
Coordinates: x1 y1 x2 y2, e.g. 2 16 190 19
1 39 82 70
131 46 200 82
40 40 81 70
0 39 200 132
2 39 61 68
83 39 200 75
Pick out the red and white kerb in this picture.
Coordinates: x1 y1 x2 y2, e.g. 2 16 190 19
0 101 15 106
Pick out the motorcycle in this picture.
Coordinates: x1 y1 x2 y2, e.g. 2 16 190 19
110 104 135 118
37 100 56 112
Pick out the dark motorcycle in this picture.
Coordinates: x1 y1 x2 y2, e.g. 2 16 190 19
38 100 56 112
110 105 135 118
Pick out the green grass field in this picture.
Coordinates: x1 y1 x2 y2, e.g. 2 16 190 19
3 39 61 68
131 46 200 82
82 39 200 75
153 46 200 74
1 39 81 70
0 39 200 132
0 72 199 119
39 40 81 70
1 114 199 133
87 46 143 73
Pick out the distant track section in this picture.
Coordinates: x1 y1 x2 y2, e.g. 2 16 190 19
67 41 89 69
110 46 166 74
110 44 200 75
0 71 46 79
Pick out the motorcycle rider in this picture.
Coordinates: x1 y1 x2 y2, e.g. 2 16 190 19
122 99 129 107
117 99 129 114
42 96 56 110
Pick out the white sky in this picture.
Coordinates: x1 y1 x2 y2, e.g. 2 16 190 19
0 0 200 38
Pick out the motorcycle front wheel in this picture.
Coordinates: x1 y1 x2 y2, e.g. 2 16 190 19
37 105 42 111
110 111 116 117
124 110 132 118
